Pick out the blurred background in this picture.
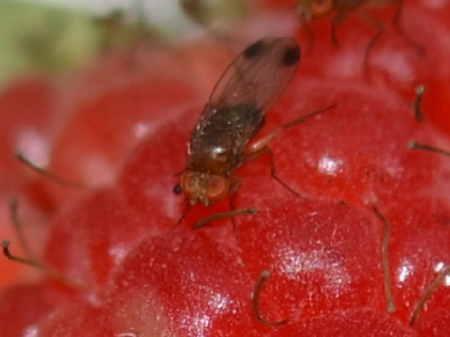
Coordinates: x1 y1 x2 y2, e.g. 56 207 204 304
0 0 213 85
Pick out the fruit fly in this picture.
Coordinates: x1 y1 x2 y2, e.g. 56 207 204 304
174 37 333 228
297 0 424 73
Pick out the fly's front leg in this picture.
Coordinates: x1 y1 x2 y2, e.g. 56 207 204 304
192 176 258 229
245 144 304 199
245 132 302 198
229 176 242 230
192 207 258 229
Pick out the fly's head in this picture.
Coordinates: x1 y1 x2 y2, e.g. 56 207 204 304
298 0 335 20
174 170 229 206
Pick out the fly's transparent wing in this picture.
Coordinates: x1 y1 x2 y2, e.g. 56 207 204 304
209 37 300 113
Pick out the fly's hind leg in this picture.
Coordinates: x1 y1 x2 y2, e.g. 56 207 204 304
247 145 305 199
228 178 241 230
244 104 337 198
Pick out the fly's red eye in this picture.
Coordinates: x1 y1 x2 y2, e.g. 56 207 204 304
310 0 333 18
206 176 229 202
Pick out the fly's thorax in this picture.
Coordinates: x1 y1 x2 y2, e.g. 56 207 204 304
298 0 336 20
188 143 243 177
189 103 264 176
180 170 230 206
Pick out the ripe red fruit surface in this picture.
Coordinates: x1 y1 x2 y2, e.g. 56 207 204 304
1 1 450 336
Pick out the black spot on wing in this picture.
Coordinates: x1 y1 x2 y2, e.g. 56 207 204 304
207 37 300 115
282 44 301 66
243 40 266 59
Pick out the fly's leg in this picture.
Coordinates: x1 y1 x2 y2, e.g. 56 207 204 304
175 176 256 230
265 149 303 198
244 131 290 196
228 178 241 231
331 13 348 48
192 177 258 229
192 207 258 229
246 103 336 147
177 201 257 230
245 145 304 199
392 0 425 57
244 104 337 198
280 103 337 129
